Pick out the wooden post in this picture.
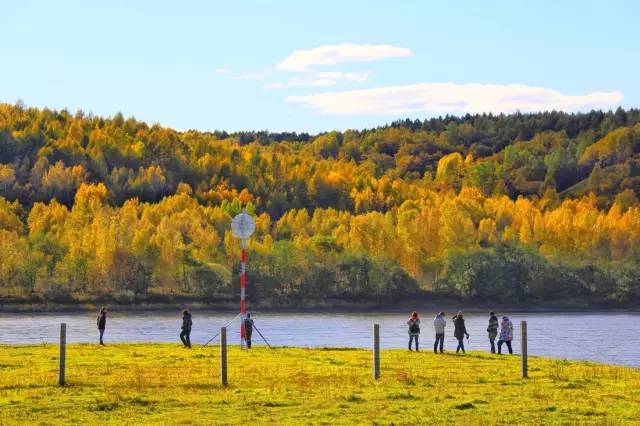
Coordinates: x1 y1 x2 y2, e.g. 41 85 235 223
220 327 228 386
521 321 528 378
59 323 66 386
373 323 380 380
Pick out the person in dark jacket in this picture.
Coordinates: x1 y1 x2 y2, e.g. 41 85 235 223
453 311 470 354
180 310 192 348
487 312 499 353
407 311 420 351
244 313 254 349
97 307 107 346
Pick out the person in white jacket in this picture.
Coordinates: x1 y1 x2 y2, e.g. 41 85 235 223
433 311 446 354
498 316 514 354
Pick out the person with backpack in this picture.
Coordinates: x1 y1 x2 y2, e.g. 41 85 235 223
433 311 446 354
180 310 192 348
453 311 470 354
96 307 107 346
487 311 499 353
407 311 420 351
498 316 514 354
244 313 254 349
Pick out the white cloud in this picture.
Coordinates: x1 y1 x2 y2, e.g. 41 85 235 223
293 78 336 87
233 72 264 81
317 71 370 83
264 71 370 90
276 43 411 72
285 83 623 115
215 68 231 74
265 82 286 89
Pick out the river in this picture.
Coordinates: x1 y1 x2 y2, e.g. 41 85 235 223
1 310 638 367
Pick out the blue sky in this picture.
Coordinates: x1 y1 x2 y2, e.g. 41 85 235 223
1 0 638 133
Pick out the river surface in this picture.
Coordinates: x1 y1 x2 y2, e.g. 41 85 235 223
1 310 638 367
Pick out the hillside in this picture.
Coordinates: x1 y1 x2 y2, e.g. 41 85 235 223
0 103 639 307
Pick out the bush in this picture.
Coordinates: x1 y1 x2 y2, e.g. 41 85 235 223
435 245 544 301
43 282 74 303
189 262 232 299
113 290 136 304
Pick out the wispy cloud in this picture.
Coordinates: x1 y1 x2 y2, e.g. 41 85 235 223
265 71 370 90
265 82 287 89
286 83 623 115
233 72 264 81
317 71 370 83
276 43 411 72
290 78 336 87
215 68 232 74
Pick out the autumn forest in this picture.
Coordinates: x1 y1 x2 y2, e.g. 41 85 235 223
1 102 639 307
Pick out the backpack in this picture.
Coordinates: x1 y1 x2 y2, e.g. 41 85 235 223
409 321 420 334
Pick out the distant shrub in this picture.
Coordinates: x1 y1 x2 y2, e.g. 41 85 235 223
190 262 232 299
43 282 74 303
113 290 136 304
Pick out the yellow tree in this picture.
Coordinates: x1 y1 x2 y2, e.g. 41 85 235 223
436 152 464 189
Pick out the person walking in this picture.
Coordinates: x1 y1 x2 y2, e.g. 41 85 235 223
433 311 446 354
244 313 254 349
407 311 420 351
487 311 499 353
180 310 192 348
497 316 514 354
96 307 107 346
453 311 470 354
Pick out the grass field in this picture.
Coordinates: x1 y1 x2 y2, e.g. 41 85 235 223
0 344 638 425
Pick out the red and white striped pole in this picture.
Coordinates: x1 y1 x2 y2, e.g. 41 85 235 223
240 238 247 349
231 209 255 351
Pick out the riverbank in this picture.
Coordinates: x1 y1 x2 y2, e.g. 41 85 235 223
2 294 638 313
1 344 638 424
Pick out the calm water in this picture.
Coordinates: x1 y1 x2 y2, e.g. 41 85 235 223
1 310 638 367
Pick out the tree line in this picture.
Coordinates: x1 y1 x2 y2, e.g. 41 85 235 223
0 102 638 305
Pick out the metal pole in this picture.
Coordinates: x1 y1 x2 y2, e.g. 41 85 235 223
201 313 241 348
59 323 66 386
253 324 273 349
373 323 380 380
521 321 528 378
240 239 247 349
231 209 254 351
220 327 228 386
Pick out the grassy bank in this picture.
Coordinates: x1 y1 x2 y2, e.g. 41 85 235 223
1 344 638 425
3 297 637 313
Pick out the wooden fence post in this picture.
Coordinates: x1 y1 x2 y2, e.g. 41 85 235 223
373 323 380 380
521 321 528 378
220 327 228 386
59 323 66 386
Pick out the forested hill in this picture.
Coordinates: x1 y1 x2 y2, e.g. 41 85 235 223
1 103 639 307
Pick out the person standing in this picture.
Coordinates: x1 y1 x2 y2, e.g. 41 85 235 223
244 313 254 349
498 316 514 354
453 311 470 354
433 311 446 354
407 311 420 351
96 307 107 346
180 310 192 348
487 312 499 353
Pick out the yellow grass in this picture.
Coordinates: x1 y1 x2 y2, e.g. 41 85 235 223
0 344 638 425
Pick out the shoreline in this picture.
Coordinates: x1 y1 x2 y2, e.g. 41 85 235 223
2 298 639 314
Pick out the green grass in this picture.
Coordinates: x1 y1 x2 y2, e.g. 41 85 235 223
1 344 638 425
